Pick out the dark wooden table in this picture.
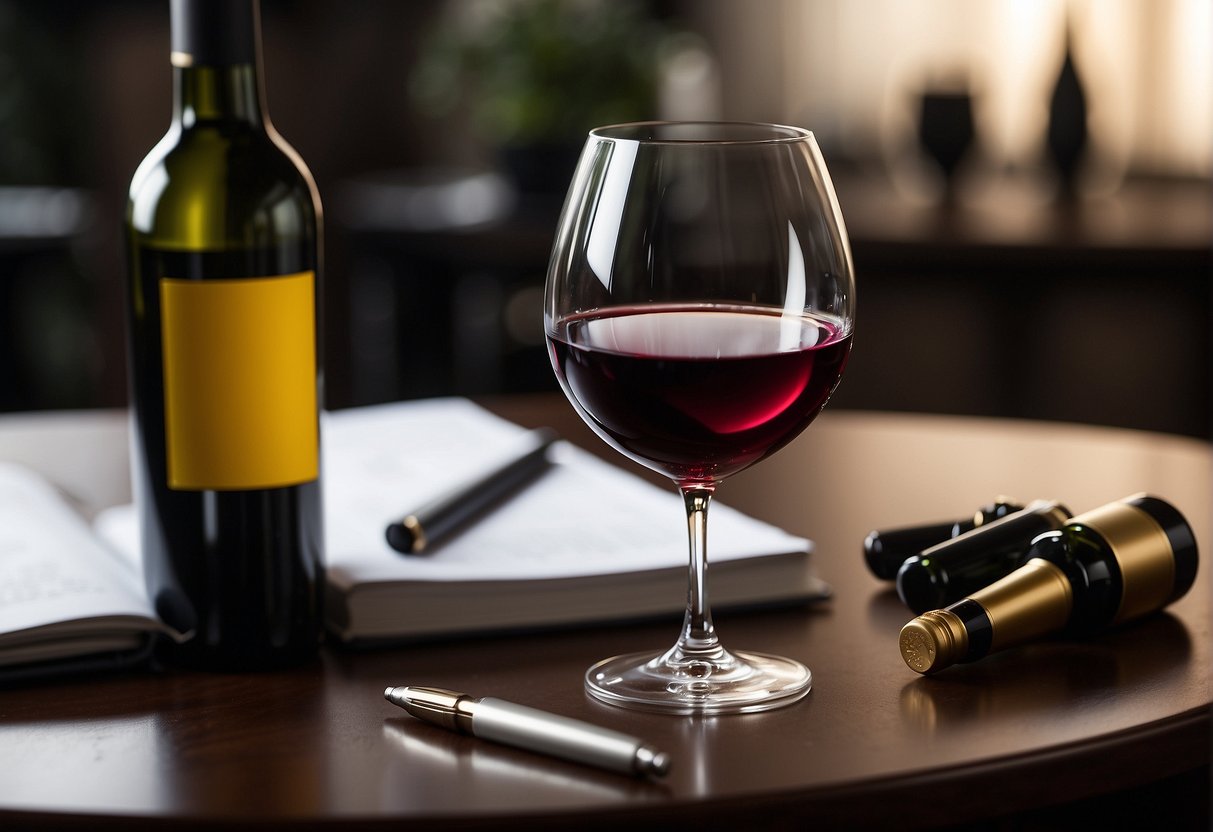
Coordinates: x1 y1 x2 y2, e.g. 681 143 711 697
1 398 1209 830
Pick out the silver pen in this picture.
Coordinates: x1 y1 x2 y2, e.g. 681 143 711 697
384 685 671 779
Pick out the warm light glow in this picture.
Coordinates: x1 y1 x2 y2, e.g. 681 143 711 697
778 0 1211 178
1164 0 1213 175
982 0 1057 165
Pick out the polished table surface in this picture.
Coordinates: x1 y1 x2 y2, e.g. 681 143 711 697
0 398 1209 830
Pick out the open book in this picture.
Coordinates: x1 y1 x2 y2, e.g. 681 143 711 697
0 463 183 683
1 398 826 675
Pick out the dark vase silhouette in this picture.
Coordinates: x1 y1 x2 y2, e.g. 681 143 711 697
1047 25 1088 195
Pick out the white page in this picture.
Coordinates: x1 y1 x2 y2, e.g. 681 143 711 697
0 464 157 643
95 400 812 590
322 399 810 586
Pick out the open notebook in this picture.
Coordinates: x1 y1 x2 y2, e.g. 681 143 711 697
1 398 827 676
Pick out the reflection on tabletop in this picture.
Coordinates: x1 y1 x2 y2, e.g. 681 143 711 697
898 612 1193 734
380 720 665 808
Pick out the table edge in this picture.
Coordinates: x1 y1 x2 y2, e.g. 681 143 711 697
1 707 1205 831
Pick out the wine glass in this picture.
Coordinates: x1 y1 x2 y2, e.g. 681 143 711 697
544 122 856 714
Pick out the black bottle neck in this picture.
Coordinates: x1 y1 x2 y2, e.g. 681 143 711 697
170 0 267 128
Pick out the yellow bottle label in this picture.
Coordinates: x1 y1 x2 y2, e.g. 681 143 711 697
160 271 319 490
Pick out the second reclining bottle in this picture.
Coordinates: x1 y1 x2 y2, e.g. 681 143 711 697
863 498 1024 580
895 499 1071 613
125 0 324 668
899 494 1198 674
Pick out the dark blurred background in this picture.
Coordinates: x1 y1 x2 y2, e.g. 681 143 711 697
1 0 1209 437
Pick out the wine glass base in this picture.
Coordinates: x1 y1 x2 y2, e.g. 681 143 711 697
585 648 812 715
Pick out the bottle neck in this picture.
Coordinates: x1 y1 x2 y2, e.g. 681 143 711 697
899 557 1074 674
169 0 265 127
174 64 265 128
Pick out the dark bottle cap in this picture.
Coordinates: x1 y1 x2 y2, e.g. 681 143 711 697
1125 495 1199 604
1067 494 1199 624
896 500 1071 613
863 499 1024 580
171 0 258 67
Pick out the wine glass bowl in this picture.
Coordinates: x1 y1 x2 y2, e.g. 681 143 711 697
545 122 855 713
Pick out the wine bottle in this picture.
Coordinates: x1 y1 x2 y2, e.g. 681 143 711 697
863 499 1023 580
899 495 1197 675
895 499 1070 613
124 0 324 669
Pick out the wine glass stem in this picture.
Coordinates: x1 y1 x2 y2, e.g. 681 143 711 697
678 484 721 657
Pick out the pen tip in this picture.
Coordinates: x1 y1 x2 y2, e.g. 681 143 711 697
384 686 396 701
635 746 671 778
650 751 672 777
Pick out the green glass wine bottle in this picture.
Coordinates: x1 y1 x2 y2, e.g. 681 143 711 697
124 0 324 669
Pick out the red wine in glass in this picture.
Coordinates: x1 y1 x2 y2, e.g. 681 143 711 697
544 121 856 714
548 304 851 485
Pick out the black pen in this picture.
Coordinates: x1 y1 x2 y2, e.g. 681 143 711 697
385 428 558 554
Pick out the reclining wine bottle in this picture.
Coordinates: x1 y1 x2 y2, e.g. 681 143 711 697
863 499 1023 580
125 0 324 668
899 494 1197 675
895 500 1071 613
